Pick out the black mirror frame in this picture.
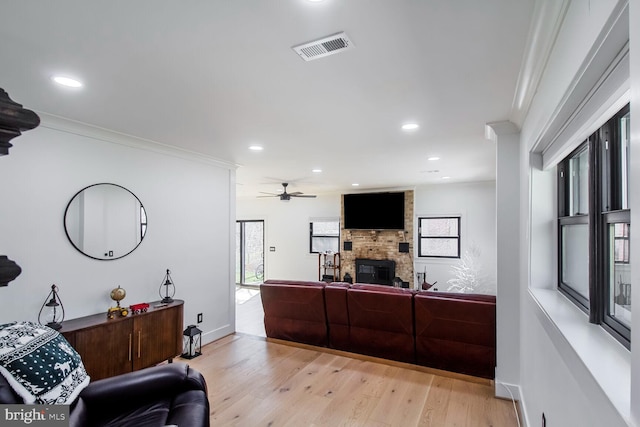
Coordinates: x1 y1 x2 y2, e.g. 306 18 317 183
63 183 147 261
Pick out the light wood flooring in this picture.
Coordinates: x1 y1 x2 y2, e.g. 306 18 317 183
187 289 520 426
235 286 265 337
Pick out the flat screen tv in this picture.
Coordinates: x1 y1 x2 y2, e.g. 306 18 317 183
343 192 405 230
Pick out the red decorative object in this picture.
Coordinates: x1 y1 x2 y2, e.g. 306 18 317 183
129 303 150 315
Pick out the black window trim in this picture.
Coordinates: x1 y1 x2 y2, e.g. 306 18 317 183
309 220 340 254
556 103 631 349
417 216 461 259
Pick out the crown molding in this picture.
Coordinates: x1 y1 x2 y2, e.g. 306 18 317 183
510 0 570 128
37 111 238 170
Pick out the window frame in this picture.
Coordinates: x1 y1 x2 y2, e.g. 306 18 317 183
417 216 461 259
556 103 631 349
309 219 340 254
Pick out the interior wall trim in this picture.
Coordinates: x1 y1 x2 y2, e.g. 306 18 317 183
530 1 629 161
510 0 570 128
37 111 238 170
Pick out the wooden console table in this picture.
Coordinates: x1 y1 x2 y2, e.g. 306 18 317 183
60 299 184 381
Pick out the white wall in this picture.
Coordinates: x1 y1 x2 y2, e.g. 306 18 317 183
518 0 633 426
237 182 497 290
413 181 496 293
237 193 341 281
0 116 236 345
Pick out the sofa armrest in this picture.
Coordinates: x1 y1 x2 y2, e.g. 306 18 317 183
79 362 206 407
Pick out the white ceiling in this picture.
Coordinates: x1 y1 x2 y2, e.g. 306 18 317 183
0 0 535 198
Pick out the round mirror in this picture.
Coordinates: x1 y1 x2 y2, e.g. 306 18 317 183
64 183 147 260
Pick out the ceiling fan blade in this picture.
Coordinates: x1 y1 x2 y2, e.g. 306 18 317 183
291 194 317 198
288 191 304 195
258 191 279 195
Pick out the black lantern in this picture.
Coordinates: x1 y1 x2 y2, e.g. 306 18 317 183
38 284 65 330
159 269 175 303
181 325 202 359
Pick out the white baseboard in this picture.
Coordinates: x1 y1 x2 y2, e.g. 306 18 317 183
495 381 528 427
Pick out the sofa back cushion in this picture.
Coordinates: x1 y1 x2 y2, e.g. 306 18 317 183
346 284 415 363
324 283 350 350
414 292 496 378
260 281 328 347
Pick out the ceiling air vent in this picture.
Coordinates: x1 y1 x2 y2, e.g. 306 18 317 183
292 32 354 62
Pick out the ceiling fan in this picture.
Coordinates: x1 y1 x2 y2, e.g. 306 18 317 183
258 183 317 201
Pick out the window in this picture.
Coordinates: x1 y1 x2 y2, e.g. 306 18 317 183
557 104 630 347
558 144 590 308
418 216 460 258
309 220 339 254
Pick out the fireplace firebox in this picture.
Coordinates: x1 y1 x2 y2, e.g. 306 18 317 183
355 259 395 286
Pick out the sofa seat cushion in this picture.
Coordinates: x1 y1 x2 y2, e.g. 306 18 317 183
346 285 415 363
414 292 496 378
0 321 90 404
261 281 328 346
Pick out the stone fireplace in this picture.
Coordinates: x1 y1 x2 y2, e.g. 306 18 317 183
340 190 415 288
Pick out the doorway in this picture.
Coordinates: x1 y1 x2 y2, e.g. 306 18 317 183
236 220 264 286
235 220 265 336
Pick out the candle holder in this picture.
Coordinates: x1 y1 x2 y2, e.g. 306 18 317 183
181 325 202 359
159 269 175 303
38 284 65 330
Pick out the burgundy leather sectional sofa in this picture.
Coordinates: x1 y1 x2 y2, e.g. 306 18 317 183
261 279 496 379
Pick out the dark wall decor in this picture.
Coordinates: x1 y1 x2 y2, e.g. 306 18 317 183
0 88 41 286
0 256 22 287
0 89 40 155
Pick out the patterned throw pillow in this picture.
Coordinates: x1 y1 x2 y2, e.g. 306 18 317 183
0 321 90 404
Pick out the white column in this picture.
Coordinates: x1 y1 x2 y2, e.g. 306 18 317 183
486 121 521 398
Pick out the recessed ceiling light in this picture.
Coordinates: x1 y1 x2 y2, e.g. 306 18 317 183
51 76 83 88
248 145 263 151
401 123 419 131
428 156 440 161
352 183 360 187
312 169 322 173
441 176 451 180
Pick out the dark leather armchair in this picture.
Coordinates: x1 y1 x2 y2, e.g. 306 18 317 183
0 362 210 427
